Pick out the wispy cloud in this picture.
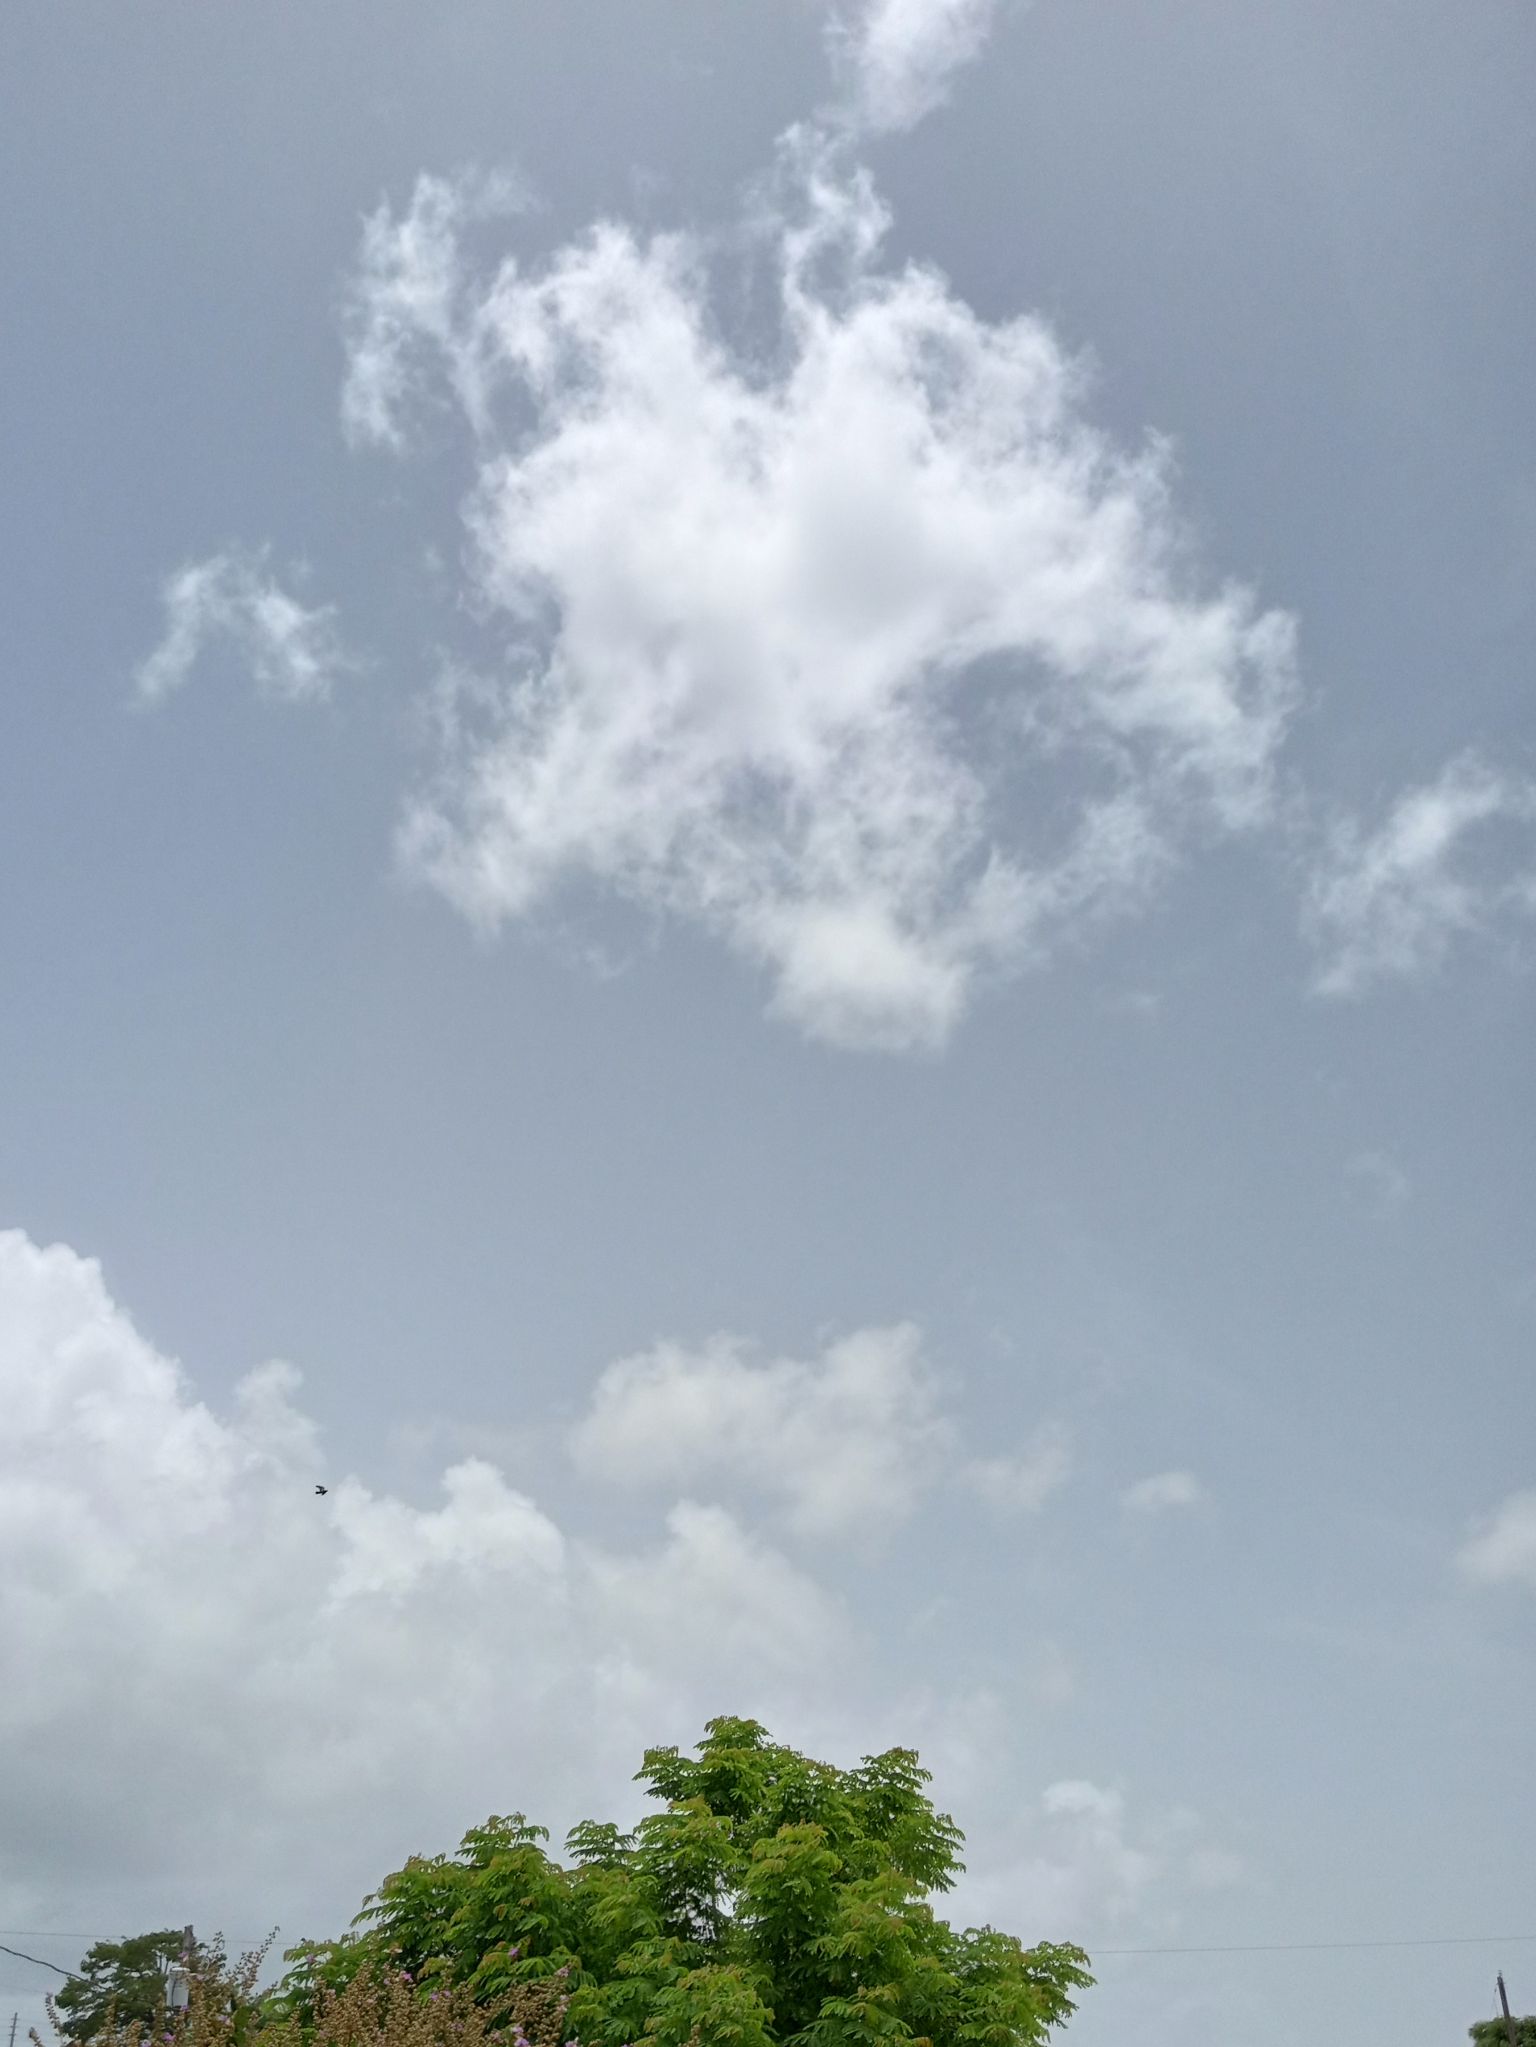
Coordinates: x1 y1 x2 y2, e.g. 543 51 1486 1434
342 170 526 450
346 141 1297 1051
1121 1469 1204 1516
826 0 1007 134
1307 753 1536 995
1459 1490 1536 1590
962 1778 1243 1937
1343 1149 1411 1215
965 1425 1073 1516
135 548 351 706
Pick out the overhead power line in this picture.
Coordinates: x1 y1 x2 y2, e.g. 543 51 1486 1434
0 1937 112 1945
1093 1933 1536 1957
0 1935 271 1951
0 1946 70 1980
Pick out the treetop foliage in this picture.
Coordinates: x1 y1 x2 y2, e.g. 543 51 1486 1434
54 1932 202 2044
274 1716 1092 2047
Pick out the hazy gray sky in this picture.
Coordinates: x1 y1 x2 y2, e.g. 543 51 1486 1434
2 5 1533 2045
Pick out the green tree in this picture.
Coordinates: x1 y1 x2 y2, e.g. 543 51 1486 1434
1470 2021 1536 2045
275 1716 1092 2047
55 1932 200 2044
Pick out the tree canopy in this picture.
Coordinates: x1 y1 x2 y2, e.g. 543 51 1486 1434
1469 2020 1536 2045
274 1716 1091 2047
56 1932 200 2043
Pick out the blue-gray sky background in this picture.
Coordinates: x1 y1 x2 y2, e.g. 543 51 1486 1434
1 5 1533 2045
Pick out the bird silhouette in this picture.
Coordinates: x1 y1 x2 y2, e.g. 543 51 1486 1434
315 1484 328 1496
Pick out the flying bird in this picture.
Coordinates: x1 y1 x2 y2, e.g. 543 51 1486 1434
315 1484 328 1496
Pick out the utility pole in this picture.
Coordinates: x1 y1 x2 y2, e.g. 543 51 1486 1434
1499 1972 1520 2047
10 2010 18 2047
166 1928 194 2016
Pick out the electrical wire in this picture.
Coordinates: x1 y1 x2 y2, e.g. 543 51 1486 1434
1092 1933 1536 1957
0 1936 271 1981
0 1943 71 1979
0 1936 270 1949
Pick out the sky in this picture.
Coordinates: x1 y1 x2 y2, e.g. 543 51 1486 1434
1 2 1533 2044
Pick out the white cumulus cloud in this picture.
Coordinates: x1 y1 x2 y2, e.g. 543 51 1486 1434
0 1224 1230 2033
0 1227 850 1957
1121 1469 1204 1515
827 0 1005 134
348 146 1298 1051
568 1323 952 1540
1459 1490 1536 1590
1307 753 1536 994
135 549 350 705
